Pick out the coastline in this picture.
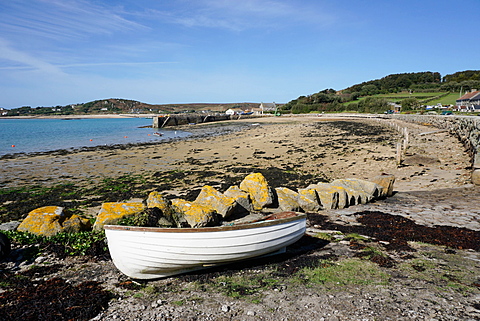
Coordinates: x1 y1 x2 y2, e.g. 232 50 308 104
0 113 157 119
2 115 480 320
0 115 471 192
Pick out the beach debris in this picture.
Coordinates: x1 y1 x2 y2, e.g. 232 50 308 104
93 202 145 231
239 173 274 210
17 206 91 237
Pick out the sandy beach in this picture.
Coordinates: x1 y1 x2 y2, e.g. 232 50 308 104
0 114 471 193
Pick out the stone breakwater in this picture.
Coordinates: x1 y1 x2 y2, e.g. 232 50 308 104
386 114 480 183
152 113 263 128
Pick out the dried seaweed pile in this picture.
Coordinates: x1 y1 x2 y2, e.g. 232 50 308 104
309 211 480 251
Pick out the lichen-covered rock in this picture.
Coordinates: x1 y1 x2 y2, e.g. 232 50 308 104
147 191 170 210
171 199 218 228
224 186 253 214
146 191 176 219
93 202 145 231
239 173 274 211
297 188 322 212
371 175 396 197
331 178 382 204
275 187 302 212
305 184 340 210
329 185 349 209
195 185 237 218
17 206 91 237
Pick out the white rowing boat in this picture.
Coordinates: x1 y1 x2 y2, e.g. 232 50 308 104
104 212 307 279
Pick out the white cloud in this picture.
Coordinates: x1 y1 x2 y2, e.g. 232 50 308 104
139 0 335 31
0 38 65 75
0 0 146 41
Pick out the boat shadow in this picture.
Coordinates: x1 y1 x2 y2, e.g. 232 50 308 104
176 234 330 282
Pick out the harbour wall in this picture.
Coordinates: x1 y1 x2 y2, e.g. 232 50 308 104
152 114 264 128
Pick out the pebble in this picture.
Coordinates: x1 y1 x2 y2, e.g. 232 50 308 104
221 305 230 312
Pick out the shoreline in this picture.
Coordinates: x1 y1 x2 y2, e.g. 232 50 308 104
0 116 472 192
0 120 254 160
0 114 158 119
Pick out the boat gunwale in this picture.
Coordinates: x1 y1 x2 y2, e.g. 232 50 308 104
104 212 306 233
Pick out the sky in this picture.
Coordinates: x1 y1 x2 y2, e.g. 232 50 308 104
0 0 479 108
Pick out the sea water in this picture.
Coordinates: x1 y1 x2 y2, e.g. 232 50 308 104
0 118 190 156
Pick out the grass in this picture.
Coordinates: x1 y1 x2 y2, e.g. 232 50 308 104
342 91 457 107
205 271 281 302
3 230 107 256
296 258 390 288
426 92 461 106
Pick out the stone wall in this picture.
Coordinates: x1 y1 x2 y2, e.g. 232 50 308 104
385 114 480 183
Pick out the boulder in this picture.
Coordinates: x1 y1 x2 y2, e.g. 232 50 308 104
195 185 237 218
93 202 145 231
472 169 480 185
297 188 322 212
329 185 349 209
331 178 383 204
371 175 396 197
275 187 302 212
224 186 253 214
305 184 340 210
147 191 170 210
147 191 175 216
171 199 218 228
239 173 274 211
0 221 21 231
17 206 91 237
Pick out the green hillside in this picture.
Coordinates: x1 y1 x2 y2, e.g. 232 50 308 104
282 70 480 114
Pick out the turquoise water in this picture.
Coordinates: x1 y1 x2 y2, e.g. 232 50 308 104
0 118 190 156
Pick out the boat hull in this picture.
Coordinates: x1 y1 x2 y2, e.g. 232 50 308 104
104 212 306 279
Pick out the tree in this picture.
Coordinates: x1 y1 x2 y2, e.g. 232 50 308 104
400 98 420 111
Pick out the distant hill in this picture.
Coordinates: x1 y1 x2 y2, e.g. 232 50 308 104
2 99 260 116
72 99 260 114
4 70 480 116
